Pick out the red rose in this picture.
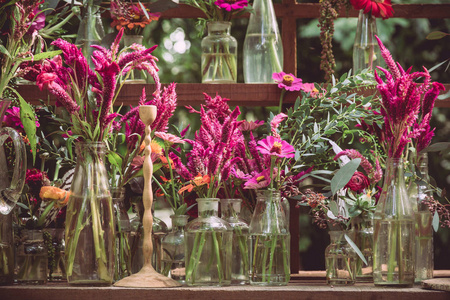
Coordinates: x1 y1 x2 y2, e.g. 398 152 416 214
345 171 370 193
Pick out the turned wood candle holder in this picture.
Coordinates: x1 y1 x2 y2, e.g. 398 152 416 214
114 105 181 287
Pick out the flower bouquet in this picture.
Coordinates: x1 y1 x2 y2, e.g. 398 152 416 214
25 28 160 285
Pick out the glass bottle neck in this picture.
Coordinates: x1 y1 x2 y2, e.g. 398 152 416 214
384 157 405 186
170 215 189 230
220 199 242 220
207 21 231 35
328 231 346 243
197 198 219 218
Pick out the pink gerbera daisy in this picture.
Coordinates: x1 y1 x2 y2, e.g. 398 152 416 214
215 0 249 12
244 169 272 189
257 136 295 158
154 132 185 145
272 72 303 91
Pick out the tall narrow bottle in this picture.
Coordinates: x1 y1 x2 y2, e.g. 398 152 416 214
220 199 249 285
408 153 434 282
373 158 415 287
353 10 382 74
243 0 283 83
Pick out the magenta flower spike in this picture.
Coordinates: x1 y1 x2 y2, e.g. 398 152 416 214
375 35 400 80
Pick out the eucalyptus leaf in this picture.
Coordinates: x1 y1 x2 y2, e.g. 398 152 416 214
18 95 37 163
432 210 440 232
331 158 361 195
345 234 368 265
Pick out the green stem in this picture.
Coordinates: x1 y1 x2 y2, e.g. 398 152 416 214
281 236 290 283
212 231 223 283
267 234 278 282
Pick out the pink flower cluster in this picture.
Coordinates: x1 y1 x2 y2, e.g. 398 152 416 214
374 36 445 158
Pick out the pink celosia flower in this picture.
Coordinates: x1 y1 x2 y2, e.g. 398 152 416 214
240 120 264 132
273 72 303 91
215 0 248 11
155 132 185 145
27 7 46 33
257 136 295 158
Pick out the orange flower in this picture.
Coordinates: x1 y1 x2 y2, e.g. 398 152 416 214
150 141 162 155
39 186 71 207
160 155 174 169
178 174 210 194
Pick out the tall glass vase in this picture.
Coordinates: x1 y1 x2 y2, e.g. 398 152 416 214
249 190 290 286
15 229 48 285
243 0 283 83
185 198 232 286
201 21 237 84
112 187 131 281
408 153 434 282
75 0 105 68
123 35 147 84
161 214 189 283
350 216 373 282
373 158 415 287
353 10 382 74
65 142 115 285
220 199 249 285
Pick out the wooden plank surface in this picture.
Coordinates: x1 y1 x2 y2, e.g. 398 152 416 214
1 281 449 300
422 278 450 292
17 83 450 108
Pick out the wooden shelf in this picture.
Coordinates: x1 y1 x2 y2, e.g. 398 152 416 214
16 83 450 108
1 275 449 300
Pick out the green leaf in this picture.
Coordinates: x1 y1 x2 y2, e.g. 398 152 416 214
0 44 11 59
426 31 449 40
345 234 368 265
331 158 361 195
21 50 62 62
421 142 450 154
18 95 37 163
432 210 440 232
107 152 123 172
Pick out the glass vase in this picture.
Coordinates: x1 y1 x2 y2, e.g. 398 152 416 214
201 21 237 84
75 0 105 69
0 213 14 285
44 228 66 281
220 199 249 285
325 230 357 285
185 198 232 286
123 35 147 84
161 214 189 283
350 216 373 282
249 190 290 286
373 157 415 287
243 0 283 83
15 229 48 285
112 187 131 281
408 153 434 282
353 10 383 74
65 142 115 286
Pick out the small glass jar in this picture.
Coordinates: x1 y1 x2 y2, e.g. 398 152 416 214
325 230 357 285
350 216 373 283
161 214 189 283
201 21 237 83
44 228 66 281
185 198 233 286
15 229 48 285
220 199 249 285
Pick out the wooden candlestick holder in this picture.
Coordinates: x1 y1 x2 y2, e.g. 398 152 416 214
114 105 181 287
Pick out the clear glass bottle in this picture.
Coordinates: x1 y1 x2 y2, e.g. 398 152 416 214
123 35 147 84
112 187 131 281
220 199 249 285
185 198 232 286
249 190 290 286
65 142 115 286
44 228 66 281
201 21 237 84
15 229 48 284
152 215 168 273
161 214 189 283
408 153 434 282
243 0 283 83
325 230 357 285
350 216 373 282
75 0 105 68
353 10 383 74
0 213 14 285
373 158 415 287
